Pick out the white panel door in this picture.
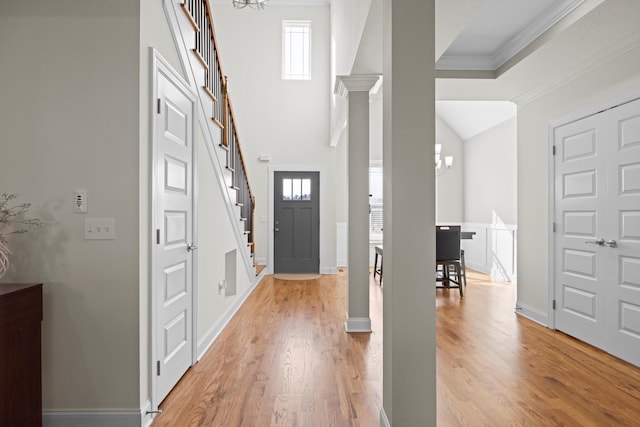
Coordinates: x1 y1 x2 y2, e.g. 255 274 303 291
554 111 607 349
555 98 640 367
604 99 640 366
154 68 196 403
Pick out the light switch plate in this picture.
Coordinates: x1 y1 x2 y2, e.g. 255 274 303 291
84 218 115 240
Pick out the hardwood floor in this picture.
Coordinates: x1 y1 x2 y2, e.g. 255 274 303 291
153 270 382 426
437 270 640 426
153 269 640 426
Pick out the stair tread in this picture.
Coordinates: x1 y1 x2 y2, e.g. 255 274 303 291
255 264 266 276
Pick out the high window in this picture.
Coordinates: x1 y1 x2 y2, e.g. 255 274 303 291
282 20 311 80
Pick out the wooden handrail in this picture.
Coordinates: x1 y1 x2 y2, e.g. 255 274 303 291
226 94 254 202
181 0 256 256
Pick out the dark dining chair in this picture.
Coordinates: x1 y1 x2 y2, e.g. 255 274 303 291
436 225 463 297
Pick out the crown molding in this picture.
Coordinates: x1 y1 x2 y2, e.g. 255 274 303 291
493 0 584 69
436 0 584 72
436 55 497 71
514 31 640 105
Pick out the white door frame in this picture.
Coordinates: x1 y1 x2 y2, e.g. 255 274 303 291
268 165 328 274
547 92 640 330
150 48 198 410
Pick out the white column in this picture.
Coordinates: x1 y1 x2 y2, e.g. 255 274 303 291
382 0 436 426
335 75 382 333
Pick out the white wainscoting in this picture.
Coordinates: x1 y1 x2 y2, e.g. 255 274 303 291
340 221 517 282
461 223 517 282
337 222 348 267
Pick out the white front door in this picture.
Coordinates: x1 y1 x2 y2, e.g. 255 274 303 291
153 56 197 404
554 98 640 367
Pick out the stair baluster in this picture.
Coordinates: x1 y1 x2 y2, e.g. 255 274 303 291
181 0 257 266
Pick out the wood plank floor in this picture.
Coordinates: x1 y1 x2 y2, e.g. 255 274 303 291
152 269 640 426
437 270 640 426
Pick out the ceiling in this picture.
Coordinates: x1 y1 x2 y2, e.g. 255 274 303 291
436 0 586 141
348 0 614 140
436 0 585 72
436 101 516 141
435 0 617 140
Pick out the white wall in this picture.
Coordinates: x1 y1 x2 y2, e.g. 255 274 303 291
464 117 517 225
370 95 384 162
435 116 464 223
195 128 252 347
517 1 640 321
331 0 372 76
0 0 141 411
330 0 373 146
211 3 336 271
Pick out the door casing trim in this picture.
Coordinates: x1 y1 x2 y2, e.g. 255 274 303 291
547 91 640 330
149 48 198 411
268 165 327 274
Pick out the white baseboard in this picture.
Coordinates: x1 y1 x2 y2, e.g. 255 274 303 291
380 408 391 427
43 410 141 427
345 317 372 333
140 400 155 427
323 266 338 274
466 261 490 275
197 274 264 358
515 302 548 326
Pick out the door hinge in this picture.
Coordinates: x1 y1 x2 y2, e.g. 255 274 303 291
553 222 556 232
156 229 160 245
552 299 556 310
157 360 161 376
552 145 556 155
157 98 162 114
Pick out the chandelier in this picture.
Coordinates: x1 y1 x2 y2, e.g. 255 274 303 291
233 0 269 9
435 144 453 176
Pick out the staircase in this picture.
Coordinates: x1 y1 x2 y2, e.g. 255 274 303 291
165 0 261 277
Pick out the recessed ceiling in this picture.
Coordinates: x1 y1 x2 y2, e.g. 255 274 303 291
436 0 584 71
436 101 516 141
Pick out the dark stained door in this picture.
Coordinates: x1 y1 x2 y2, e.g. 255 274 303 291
274 171 320 273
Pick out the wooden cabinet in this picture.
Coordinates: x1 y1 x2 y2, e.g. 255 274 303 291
0 283 43 427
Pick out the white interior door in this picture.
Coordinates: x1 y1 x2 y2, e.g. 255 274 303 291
153 59 197 404
604 99 640 366
554 98 640 367
554 110 608 349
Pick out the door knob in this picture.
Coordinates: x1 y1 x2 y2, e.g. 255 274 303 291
585 238 605 246
187 244 198 251
275 228 280 232
604 240 617 248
